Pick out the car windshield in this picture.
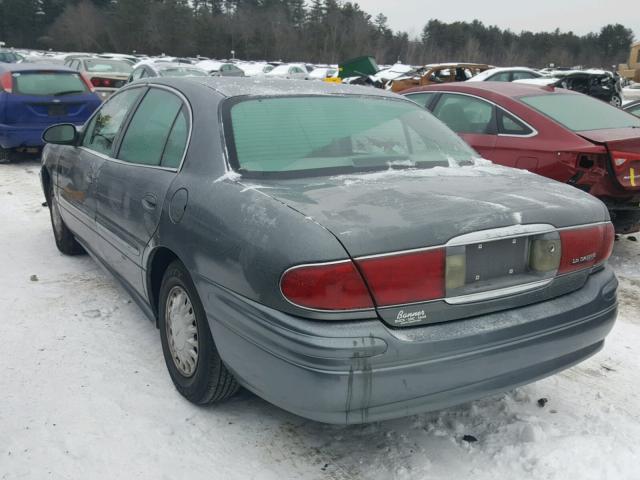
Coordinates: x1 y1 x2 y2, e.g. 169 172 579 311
0 51 20 63
520 93 640 131
84 59 132 73
159 68 207 77
226 95 477 178
11 71 88 96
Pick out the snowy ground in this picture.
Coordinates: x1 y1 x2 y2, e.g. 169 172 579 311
1 159 639 480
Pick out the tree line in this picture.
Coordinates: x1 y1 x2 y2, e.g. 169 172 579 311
0 0 634 68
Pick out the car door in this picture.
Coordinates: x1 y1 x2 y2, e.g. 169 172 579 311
56 87 143 246
94 86 189 295
430 93 497 157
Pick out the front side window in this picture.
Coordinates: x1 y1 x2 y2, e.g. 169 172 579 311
404 92 436 108
82 88 142 156
432 93 495 134
118 89 184 166
226 95 477 177
11 72 88 96
521 93 640 131
489 71 512 82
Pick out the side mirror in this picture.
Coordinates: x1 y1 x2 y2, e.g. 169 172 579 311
43 123 78 146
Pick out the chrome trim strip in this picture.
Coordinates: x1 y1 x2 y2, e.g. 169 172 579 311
445 223 556 247
444 279 553 305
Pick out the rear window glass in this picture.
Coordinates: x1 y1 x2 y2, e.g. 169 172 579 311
84 59 132 73
12 72 88 96
226 96 477 178
520 93 640 131
158 68 206 77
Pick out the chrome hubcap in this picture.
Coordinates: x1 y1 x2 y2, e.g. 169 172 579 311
165 286 199 377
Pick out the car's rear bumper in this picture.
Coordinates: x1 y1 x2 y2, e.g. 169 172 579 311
0 122 86 149
200 265 618 424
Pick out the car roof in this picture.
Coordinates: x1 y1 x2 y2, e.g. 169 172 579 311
402 81 578 100
141 76 400 99
0 62 76 73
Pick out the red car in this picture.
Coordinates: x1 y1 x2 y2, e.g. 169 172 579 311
401 82 640 233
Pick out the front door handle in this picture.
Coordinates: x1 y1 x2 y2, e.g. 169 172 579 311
142 194 157 210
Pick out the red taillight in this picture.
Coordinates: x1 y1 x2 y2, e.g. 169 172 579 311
356 248 445 306
0 72 13 93
559 223 614 274
90 77 113 88
280 261 373 311
610 150 640 189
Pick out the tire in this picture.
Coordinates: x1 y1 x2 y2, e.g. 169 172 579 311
158 260 239 405
48 187 85 255
0 148 12 164
610 95 622 108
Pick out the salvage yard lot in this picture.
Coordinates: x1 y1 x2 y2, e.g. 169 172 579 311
1 159 639 480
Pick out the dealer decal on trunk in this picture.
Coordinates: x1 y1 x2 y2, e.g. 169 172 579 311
395 309 428 326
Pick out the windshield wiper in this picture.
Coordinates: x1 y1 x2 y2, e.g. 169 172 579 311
53 90 85 96
350 154 412 167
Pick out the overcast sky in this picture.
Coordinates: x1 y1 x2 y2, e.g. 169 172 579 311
355 0 639 40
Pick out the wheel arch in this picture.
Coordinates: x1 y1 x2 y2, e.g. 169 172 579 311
146 246 183 326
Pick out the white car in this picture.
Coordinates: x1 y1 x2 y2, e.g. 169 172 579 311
237 62 274 77
308 67 338 81
467 67 542 82
623 83 640 101
266 63 308 80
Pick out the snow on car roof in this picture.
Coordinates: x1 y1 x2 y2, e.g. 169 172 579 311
467 67 539 82
150 76 401 99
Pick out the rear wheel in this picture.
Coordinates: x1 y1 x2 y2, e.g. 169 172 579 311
158 261 239 404
48 188 85 255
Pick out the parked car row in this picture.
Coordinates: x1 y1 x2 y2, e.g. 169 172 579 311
40 76 619 425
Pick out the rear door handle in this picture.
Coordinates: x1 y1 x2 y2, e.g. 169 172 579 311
142 194 157 210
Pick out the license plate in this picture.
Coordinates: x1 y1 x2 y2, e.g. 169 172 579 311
48 105 66 116
465 237 528 283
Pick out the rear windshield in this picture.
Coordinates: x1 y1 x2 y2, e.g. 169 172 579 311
159 68 207 77
520 93 640 131
84 59 132 73
226 95 477 178
12 72 88 96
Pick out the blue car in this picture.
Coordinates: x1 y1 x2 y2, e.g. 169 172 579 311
0 63 101 162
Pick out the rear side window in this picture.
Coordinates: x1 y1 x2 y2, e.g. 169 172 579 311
511 71 538 81
521 93 640 131
498 110 534 135
11 72 88 96
82 88 142 156
432 93 495 134
118 89 184 166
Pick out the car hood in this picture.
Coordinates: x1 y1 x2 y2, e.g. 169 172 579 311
238 163 608 257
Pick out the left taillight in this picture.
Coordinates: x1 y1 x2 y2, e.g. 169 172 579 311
80 72 95 92
558 223 615 274
0 72 13 93
280 260 374 311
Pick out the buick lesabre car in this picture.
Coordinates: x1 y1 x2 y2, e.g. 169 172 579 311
41 78 617 424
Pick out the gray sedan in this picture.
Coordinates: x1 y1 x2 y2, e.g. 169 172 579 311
41 78 618 424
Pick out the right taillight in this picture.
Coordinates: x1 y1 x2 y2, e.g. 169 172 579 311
559 223 615 274
0 72 13 93
610 150 640 189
